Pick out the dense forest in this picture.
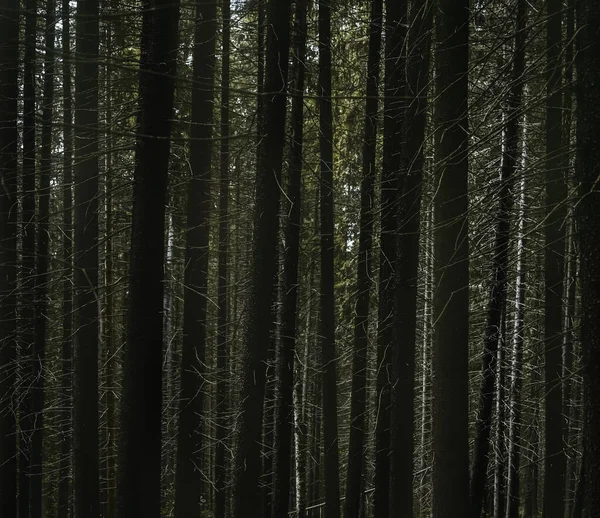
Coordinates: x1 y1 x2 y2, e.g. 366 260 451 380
0 0 599 517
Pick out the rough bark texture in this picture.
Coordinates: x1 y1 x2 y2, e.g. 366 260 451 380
542 1 567 515
0 0 19 513
73 0 101 513
173 0 217 515
117 0 179 515
575 1 600 515
230 0 291 516
343 2 381 516
432 0 471 515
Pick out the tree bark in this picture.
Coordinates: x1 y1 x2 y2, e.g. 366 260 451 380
173 0 217 514
117 0 180 515
542 1 567 515
575 1 600 515
214 2 231 518
432 0 471 515
73 0 101 513
230 0 291 516
271 0 309 516
470 0 527 514
0 0 19 512
343 1 381 516
57 0 74 514
318 1 341 517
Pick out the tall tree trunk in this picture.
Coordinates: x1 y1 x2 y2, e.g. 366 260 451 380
19 0 38 511
470 0 526 514
117 0 180 515
73 0 101 512
271 0 309 515
343 1 381 516
575 1 600 515
542 1 567 515
432 0 471 515
29 1 56 514
103 23 117 518
389 0 432 515
0 0 19 512
506 109 529 518
173 0 217 514
318 1 341 517
231 0 291 516
57 0 74 514
214 2 231 518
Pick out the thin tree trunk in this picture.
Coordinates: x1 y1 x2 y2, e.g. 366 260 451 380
318 1 341 517
19 0 38 511
543 1 567 514
343 1 381 516
271 0 309 515
173 0 217 514
506 109 529 518
231 0 291 516
57 0 74 514
117 0 180 514
575 1 600 514
73 0 101 511
29 1 56 514
214 2 231 518
470 0 526 514
0 0 19 512
432 0 471 514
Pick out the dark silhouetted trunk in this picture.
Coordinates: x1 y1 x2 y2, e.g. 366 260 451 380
29 1 56 514
432 0 471 515
271 0 308 516
0 0 19 512
117 0 179 515
57 0 74 515
470 0 526 514
19 0 37 512
542 2 567 516
343 1 381 517
318 1 341 517
173 0 217 515
575 1 600 515
230 0 291 516
73 0 101 513
214 2 230 518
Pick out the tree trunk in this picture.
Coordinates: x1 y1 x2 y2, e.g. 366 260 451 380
318 1 341 517
0 0 19 512
230 0 291 516
432 0 471 515
73 0 101 512
57 0 74 514
29 1 56 514
470 0 526 514
506 103 529 518
19 0 38 512
173 0 217 514
575 1 600 515
271 0 309 515
214 3 231 518
542 1 567 515
343 1 381 516
117 0 180 515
